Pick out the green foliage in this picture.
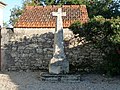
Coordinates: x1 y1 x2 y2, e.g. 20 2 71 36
9 0 40 26
45 0 55 5
23 0 40 7
109 0 120 18
3 22 9 28
103 47 120 76
45 0 84 5
86 0 120 18
63 0 84 5
48 0 120 19
69 16 120 76
110 17 120 44
9 6 23 26
69 21 83 34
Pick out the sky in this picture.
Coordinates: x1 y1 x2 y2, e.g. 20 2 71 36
2 0 57 24
3 0 23 23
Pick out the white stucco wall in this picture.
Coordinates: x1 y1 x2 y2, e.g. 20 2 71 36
14 28 73 39
1 28 9 47
0 3 5 27
1 28 73 47
0 8 3 27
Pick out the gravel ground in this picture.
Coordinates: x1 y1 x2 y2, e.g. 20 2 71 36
0 71 120 90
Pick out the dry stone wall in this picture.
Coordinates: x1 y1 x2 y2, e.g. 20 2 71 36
4 33 54 71
64 34 103 72
3 32 103 72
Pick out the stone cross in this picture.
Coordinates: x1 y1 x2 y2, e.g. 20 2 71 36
49 8 69 74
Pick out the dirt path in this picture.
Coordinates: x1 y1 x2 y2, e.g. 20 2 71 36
0 71 120 90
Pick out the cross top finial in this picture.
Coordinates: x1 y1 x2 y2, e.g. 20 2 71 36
52 8 66 17
58 8 62 14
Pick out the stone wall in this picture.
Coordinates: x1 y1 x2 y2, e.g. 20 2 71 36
4 32 54 71
3 30 103 72
64 34 103 72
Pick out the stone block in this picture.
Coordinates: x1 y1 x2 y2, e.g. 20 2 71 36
36 48 43 53
23 49 30 54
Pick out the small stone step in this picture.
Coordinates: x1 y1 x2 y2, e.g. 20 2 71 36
40 72 81 82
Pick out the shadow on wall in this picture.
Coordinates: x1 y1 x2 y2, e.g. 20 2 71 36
3 32 103 73
64 34 104 74
4 32 54 71
0 32 104 90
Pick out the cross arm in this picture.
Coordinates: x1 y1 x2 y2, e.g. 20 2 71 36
52 12 58 16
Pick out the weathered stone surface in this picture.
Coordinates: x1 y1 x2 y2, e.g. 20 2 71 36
3 33 54 71
41 73 81 82
3 30 103 72
49 8 69 74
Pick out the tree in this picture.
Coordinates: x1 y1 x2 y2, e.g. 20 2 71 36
44 0 120 19
9 6 23 26
9 0 41 26
45 0 85 5
86 0 120 18
3 22 9 28
45 0 55 5
109 0 120 18
69 16 120 76
23 0 41 7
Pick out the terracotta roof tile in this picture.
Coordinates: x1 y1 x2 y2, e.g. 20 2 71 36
14 5 89 28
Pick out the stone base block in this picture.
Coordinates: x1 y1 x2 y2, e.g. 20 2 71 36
40 72 81 82
49 58 69 74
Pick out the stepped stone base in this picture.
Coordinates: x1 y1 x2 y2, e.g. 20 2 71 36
40 72 81 82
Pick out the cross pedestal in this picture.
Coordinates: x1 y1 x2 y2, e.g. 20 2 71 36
49 8 69 74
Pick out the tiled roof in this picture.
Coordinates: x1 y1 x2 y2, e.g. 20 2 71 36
14 5 89 28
